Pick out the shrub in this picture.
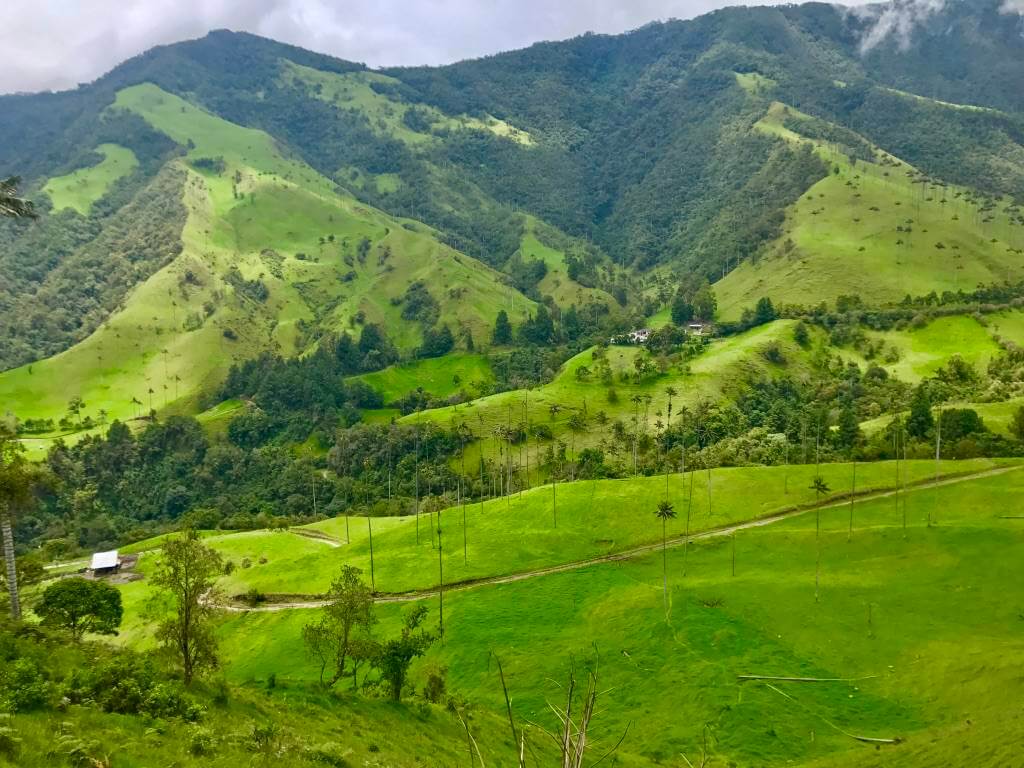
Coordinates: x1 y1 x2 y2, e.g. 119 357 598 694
0 658 50 712
188 726 217 756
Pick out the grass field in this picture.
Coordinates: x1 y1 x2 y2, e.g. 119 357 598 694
353 353 494 403
119 462 1024 767
43 143 138 214
517 217 619 311
839 313 1002 381
139 458 1009 598
861 397 1024 437
0 82 532 453
715 101 1024 319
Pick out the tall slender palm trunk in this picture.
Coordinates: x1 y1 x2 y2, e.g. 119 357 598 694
2 508 20 620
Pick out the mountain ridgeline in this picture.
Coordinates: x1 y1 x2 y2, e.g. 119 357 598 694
1 0 1023 376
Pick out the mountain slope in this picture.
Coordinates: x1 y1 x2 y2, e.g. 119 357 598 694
0 82 533 432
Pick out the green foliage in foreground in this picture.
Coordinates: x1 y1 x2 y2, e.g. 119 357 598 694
0 623 521 767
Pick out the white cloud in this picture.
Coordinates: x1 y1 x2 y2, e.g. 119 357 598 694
853 0 948 54
1 0 871 94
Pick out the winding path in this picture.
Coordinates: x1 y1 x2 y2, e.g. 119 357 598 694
223 463 1022 612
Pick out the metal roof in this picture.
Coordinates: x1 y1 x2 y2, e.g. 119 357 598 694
90 550 120 570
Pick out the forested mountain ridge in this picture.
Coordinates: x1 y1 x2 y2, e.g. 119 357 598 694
1 0 1023 383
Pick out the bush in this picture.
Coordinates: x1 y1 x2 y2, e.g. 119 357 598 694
188 725 217 756
0 658 50 712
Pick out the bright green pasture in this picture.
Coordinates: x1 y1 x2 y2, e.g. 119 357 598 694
206 464 1024 767
191 459 1007 597
353 354 494 402
989 307 1024 346
861 397 1024 436
716 101 1024 319
43 143 138 214
864 314 1000 380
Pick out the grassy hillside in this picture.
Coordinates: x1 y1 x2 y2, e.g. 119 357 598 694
353 353 494 404
715 101 1024 319
105 463 1024 767
861 397 1024 437
42 143 138 214
0 83 532 448
403 319 808 467
837 314 1002 382
282 61 532 148
120 458 1007 599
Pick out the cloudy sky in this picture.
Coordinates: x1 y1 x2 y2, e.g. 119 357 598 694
0 0 838 94
2 0 1017 95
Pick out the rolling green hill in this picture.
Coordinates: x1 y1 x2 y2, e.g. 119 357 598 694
715 101 1024 319
42 143 138 214
98 462 1024 767
0 82 532 444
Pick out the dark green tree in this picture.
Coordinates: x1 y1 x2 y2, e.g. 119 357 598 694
37 577 123 641
492 310 512 345
671 293 693 326
753 296 777 325
906 385 934 439
376 604 434 701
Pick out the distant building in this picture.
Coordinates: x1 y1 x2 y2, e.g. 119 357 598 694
687 322 706 335
90 550 121 576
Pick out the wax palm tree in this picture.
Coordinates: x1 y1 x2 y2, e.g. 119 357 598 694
665 386 677 425
810 475 831 603
0 177 37 219
1 424 37 620
654 500 677 612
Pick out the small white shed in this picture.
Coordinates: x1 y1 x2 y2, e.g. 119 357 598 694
90 550 121 575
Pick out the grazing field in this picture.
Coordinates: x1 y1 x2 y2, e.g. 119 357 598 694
852 314 1001 381
353 354 494 403
157 464 1024 767
143 458 1010 598
43 143 138 214
715 101 1024 319
861 397 1024 437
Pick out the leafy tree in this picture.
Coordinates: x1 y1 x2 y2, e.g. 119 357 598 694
376 603 434 701
37 577 123 641
1012 406 1024 442
906 385 934 439
692 286 717 320
835 398 861 449
753 296 776 325
302 565 376 687
793 321 810 347
417 324 455 358
654 500 677 612
492 310 512 345
519 304 555 345
670 293 694 325
151 531 223 685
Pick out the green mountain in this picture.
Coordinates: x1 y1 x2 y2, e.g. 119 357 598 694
2 0 1023 422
